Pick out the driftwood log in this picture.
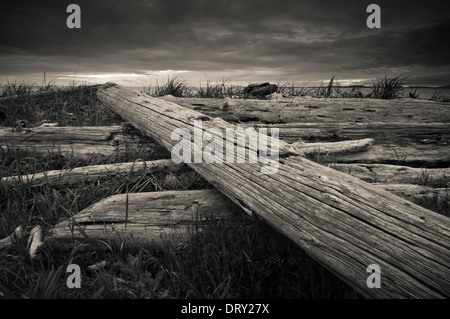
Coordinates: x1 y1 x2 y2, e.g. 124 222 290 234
330 163 449 188
46 183 448 248
0 159 179 187
97 83 450 299
0 126 169 158
46 190 246 247
160 96 450 124
0 125 375 161
326 144 449 168
373 184 448 208
250 122 450 143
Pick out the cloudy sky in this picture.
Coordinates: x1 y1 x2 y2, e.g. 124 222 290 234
1 0 449 87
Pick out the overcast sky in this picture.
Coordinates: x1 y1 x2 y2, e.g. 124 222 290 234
1 0 449 87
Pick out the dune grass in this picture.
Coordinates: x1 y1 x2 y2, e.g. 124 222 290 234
369 75 407 99
137 75 431 100
0 81 123 128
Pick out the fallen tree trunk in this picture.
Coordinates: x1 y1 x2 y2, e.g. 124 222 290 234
47 184 448 247
250 122 450 144
374 184 448 208
294 138 374 155
326 144 450 168
98 83 450 298
0 159 179 187
0 125 170 158
46 189 246 247
330 164 450 188
0 125 375 160
160 96 450 124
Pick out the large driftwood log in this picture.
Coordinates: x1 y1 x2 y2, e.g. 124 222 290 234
251 122 450 144
163 97 450 166
46 190 246 247
97 83 450 299
160 96 450 124
253 122 450 167
326 144 450 168
330 164 450 188
374 184 448 208
46 184 448 247
292 138 374 155
0 125 169 158
0 125 375 160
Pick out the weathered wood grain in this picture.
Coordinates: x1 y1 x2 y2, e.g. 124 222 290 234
160 96 450 124
46 184 448 248
326 144 450 168
374 184 448 208
0 125 169 158
330 163 450 187
250 122 450 144
97 83 450 299
0 159 179 187
46 190 246 247
0 125 375 161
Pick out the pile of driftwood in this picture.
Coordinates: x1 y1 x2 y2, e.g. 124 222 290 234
1 84 449 298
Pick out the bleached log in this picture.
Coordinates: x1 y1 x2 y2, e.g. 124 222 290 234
329 164 450 187
0 126 169 158
325 144 449 168
1 159 180 187
97 83 450 298
46 190 246 247
3 123 445 166
250 122 450 144
375 184 448 207
294 138 374 155
46 183 448 248
160 96 450 124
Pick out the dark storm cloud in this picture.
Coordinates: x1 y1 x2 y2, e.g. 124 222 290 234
1 0 449 84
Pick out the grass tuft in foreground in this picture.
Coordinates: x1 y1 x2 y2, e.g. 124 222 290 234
369 75 407 99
